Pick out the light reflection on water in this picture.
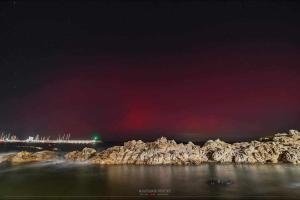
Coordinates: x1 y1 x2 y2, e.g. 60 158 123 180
0 163 300 198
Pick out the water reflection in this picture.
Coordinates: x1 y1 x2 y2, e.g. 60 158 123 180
0 164 299 198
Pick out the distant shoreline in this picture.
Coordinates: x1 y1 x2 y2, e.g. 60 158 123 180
0 140 102 144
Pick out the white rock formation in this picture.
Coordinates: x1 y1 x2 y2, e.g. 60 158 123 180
87 129 300 165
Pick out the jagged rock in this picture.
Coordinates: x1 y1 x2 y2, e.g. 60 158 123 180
10 151 57 164
81 147 97 159
259 130 300 144
202 139 231 160
64 151 79 161
233 143 257 163
234 152 257 163
88 130 300 165
212 148 233 162
233 142 279 164
91 137 208 165
280 149 300 164
64 147 96 161
289 129 300 136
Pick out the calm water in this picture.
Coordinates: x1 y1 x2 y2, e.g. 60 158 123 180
1 161 300 199
1 143 300 199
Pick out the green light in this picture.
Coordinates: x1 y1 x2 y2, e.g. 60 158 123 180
91 132 101 141
93 136 99 141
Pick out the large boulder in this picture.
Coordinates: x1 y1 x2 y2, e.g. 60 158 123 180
211 148 233 162
280 149 300 164
259 130 300 145
10 151 35 163
234 152 257 163
65 147 96 161
201 139 232 161
232 143 257 163
10 151 57 164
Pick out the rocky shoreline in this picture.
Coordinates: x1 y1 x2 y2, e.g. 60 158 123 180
2 130 300 165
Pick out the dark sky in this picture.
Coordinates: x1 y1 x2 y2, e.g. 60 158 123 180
0 1 300 141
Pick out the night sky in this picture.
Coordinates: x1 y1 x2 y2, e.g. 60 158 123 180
0 1 300 141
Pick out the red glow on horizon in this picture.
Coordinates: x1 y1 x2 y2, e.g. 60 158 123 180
7 46 300 140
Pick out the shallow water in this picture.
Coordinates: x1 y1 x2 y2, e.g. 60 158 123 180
0 162 300 199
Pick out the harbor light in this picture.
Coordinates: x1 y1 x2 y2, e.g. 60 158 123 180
93 135 99 141
91 132 101 142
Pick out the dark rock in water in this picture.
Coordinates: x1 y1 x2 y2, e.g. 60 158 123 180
206 178 232 186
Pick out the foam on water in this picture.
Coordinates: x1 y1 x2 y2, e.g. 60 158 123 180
288 182 300 188
0 152 17 157
0 152 16 164
0 159 66 173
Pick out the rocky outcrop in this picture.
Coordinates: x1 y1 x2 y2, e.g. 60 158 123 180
3 129 300 165
202 139 233 162
71 129 300 165
280 150 300 164
64 147 96 161
10 151 57 164
89 137 208 165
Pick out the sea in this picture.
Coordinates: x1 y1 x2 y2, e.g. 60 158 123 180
1 143 300 199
